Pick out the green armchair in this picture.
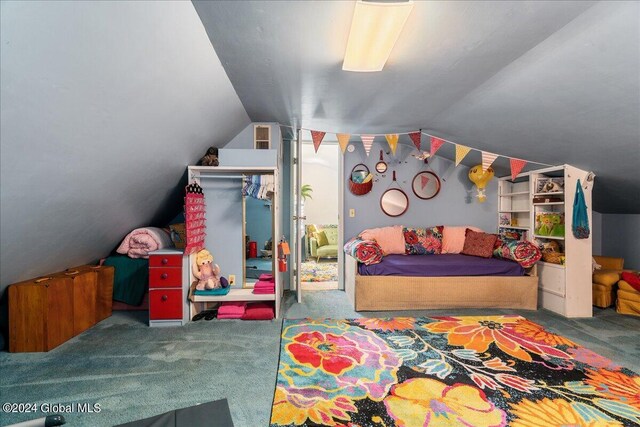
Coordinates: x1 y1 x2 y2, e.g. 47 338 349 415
309 225 338 262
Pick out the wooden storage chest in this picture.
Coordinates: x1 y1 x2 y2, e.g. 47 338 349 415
9 276 74 352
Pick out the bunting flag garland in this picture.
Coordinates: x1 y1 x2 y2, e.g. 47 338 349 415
361 135 375 156
311 130 326 153
430 137 445 157
409 132 421 150
385 134 399 155
510 158 527 180
482 151 498 171
455 144 472 166
336 133 351 154
421 174 430 190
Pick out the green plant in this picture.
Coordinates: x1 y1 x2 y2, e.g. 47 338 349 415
301 184 313 201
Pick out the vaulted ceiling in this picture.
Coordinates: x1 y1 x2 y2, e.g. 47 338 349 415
193 0 640 213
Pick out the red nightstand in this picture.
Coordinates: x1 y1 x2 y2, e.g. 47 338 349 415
149 249 187 326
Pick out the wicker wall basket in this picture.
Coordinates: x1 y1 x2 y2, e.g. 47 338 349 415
349 164 373 196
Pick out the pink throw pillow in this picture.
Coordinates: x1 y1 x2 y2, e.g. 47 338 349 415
360 225 405 255
442 226 483 254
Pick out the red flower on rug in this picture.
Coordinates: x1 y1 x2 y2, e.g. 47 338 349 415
287 331 365 376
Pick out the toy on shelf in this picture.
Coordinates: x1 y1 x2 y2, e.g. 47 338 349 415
192 249 228 290
535 212 565 237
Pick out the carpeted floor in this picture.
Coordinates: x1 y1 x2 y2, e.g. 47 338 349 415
299 260 338 282
1 291 639 427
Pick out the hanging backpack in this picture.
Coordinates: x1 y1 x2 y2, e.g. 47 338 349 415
572 179 590 239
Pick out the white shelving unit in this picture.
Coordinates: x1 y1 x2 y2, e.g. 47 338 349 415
185 164 282 319
498 164 593 318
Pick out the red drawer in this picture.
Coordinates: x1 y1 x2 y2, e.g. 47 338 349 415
149 255 182 268
149 267 182 288
149 289 182 320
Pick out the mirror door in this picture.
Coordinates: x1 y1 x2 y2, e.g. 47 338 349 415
243 175 275 288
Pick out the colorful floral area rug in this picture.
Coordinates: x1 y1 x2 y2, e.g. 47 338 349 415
270 316 640 427
300 261 338 282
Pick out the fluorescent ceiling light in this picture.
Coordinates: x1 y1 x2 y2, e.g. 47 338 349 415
343 0 414 72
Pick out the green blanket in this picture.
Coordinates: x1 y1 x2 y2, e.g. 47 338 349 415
103 255 149 306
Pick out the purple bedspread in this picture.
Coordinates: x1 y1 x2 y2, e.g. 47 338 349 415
358 254 524 277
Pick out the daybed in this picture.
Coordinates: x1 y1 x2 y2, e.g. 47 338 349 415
344 226 539 311
345 254 538 311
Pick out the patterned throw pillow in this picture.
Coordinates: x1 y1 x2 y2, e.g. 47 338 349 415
403 226 444 255
493 238 542 268
461 229 498 258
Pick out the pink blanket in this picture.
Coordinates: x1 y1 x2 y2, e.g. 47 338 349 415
116 227 173 259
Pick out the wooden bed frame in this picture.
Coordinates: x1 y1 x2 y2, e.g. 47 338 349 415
345 255 538 311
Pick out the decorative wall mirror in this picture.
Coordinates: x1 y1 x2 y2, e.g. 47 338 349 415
375 150 387 173
243 175 274 288
380 171 409 217
412 171 441 200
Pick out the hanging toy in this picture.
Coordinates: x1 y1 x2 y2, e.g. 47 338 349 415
468 164 494 203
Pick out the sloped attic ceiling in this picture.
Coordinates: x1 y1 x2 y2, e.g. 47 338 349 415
0 1 250 289
193 0 640 214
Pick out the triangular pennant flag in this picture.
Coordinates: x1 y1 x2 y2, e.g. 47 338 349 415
409 132 421 150
385 134 399 155
336 133 350 154
311 130 326 153
482 151 498 171
455 144 472 166
360 135 375 156
430 137 445 157
421 174 430 190
510 158 527 180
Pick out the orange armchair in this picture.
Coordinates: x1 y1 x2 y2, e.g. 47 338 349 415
592 256 624 308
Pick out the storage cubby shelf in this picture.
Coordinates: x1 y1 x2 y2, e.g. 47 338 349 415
533 191 564 196
533 234 565 240
498 164 592 318
499 191 529 196
190 288 275 303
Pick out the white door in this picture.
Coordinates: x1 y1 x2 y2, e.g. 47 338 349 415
290 129 304 303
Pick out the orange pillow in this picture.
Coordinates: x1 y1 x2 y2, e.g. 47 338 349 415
442 226 483 254
360 225 405 255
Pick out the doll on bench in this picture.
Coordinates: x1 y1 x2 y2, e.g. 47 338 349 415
192 249 228 291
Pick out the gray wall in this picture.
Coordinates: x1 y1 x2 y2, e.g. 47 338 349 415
601 214 640 270
343 140 497 239
0 1 250 292
592 211 603 255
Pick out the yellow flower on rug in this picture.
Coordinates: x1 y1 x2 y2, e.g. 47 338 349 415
271 387 357 426
383 378 507 427
510 398 623 427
